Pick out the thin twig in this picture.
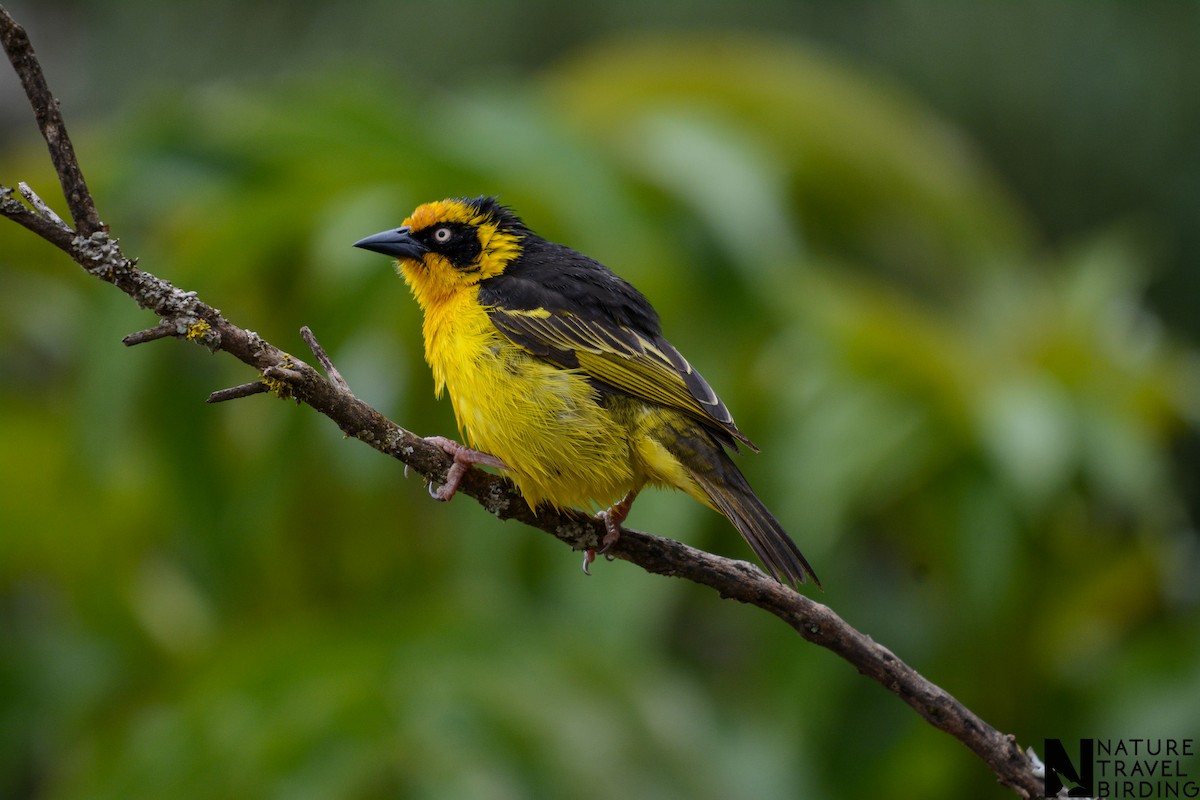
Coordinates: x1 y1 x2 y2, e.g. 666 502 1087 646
1 184 76 251
123 320 179 346
207 381 271 404
301 325 350 391
0 5 103 235
17 181 65 226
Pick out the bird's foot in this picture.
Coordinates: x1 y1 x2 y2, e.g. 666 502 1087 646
422 436 508 502
581 490 639 575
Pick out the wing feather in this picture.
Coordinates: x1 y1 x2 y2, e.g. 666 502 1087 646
477 235 755 450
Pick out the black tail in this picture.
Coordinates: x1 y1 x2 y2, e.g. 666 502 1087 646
684 451 820 588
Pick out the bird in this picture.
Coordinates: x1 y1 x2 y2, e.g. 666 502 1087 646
354 196 819 587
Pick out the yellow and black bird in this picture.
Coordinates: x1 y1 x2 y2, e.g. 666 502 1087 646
354 196 818 587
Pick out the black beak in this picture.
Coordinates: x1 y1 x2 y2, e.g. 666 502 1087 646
353 227 429 260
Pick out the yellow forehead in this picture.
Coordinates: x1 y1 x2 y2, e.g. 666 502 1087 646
403 199 490 232
397 198 522 282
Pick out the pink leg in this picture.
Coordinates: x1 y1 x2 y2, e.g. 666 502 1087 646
424 436 507 502
582 490 639 575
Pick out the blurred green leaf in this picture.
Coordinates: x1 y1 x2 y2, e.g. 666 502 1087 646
2 28 1198 800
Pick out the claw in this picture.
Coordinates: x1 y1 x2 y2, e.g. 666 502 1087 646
583 490 639 575
423 436 507 502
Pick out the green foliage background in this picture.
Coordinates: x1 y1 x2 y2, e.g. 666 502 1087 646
2 2 1198 798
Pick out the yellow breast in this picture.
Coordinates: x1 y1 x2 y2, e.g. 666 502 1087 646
419 288 640 511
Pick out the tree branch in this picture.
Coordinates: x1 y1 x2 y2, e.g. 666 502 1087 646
1 182 76 250
0 7 103 235
0 7 1051 798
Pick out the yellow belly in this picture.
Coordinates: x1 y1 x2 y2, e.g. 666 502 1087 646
421 290 645 511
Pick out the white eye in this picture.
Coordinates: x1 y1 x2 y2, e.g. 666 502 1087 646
433 226 453 243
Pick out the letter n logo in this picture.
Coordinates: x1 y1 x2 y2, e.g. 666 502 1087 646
1044 738 1094 797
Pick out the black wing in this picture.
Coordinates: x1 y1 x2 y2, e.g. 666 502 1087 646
478 237 754 451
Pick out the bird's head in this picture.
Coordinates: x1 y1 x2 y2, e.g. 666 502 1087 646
354 196 527 306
